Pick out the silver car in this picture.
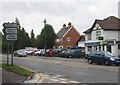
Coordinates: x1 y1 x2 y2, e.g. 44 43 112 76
14 49 26 57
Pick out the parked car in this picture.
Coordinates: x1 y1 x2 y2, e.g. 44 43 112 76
34 49 45 56
65 48 85 58
14 49 26 57
27 49 40 55
59 49 68 57
87 51 120 66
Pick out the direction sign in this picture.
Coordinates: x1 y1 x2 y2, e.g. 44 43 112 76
3 23 18 28
6 34 17 41
6 28 17 34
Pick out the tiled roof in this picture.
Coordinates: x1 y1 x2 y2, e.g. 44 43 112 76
83 28 92 33
83 16 120 34
57 26 71 38
96 16 120 30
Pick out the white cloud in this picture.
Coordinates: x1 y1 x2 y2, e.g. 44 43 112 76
0 0 119 37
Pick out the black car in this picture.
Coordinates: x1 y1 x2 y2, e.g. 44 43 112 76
65 48 85 58
87 51 120 66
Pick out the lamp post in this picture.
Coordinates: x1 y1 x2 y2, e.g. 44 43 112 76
43 19 47 56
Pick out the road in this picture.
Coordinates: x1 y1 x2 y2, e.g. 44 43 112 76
1 54 119 83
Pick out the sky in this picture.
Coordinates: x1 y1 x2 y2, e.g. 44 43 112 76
0 0 119 37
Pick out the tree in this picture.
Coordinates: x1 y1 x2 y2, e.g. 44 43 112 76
38 24 56 49
2 32 8 53
31 29 35 39
30 29 35 47
14 18 31 50
14 27 31 50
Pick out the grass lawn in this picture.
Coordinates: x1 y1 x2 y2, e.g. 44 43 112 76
0 63 32 77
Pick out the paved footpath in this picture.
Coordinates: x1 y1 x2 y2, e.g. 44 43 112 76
2 68 27 84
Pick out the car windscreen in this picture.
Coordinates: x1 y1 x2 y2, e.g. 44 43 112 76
104 52 114 58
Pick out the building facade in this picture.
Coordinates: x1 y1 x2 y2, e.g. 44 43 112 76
84 16 120 56
55 22 81 48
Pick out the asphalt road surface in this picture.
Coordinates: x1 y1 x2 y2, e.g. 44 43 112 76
1 54 120 84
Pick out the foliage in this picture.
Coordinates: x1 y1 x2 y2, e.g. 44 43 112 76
14 27 31 50
30 29 36 47
36 24 56 49
1 63 32 77
2 18 57 52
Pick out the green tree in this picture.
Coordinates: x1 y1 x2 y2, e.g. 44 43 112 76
30 29 35 47
2 33 8 53
39 24 56 49
14 18 31 50
15 27 31 50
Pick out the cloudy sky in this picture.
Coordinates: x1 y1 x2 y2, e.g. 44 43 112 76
0 0 119 37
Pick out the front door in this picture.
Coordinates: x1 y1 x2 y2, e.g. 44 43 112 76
107 45 111 53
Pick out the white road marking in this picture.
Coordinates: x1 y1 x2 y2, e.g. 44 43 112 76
52 76 58 79
44 75 49 77
60 81 68 83
56 74 62 77
50 79 60 81
69 81 80 83
59 78 67 81
43 74 80 83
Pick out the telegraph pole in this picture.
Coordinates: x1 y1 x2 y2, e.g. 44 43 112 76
43 19 47 56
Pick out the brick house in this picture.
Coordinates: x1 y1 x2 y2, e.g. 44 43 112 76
55 22 81 48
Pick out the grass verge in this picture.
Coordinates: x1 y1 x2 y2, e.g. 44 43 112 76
0 63 32 77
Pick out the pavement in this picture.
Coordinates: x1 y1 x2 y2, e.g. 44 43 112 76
2 68 27 84
1 67 80 84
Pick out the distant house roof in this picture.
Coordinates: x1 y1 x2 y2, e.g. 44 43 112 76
83 16 120 34
83 28 92 34
96 16 120 30
57 26 71 38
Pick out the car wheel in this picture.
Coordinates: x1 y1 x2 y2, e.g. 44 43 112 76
88 59 92 64
105 61 109 66
69 55 72 58
115 64 119 66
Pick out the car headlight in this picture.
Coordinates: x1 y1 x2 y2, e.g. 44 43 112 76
110 58 115 61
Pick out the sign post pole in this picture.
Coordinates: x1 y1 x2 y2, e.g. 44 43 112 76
2 22 18 66
7 41 9 66
11 41 14 66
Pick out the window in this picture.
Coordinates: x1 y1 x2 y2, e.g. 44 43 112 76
67 37 71 42
96 31 101 39
88 34 91 40
118 45 120 49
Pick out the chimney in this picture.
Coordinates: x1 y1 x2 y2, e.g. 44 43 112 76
68 22 72 27
63 24 66 28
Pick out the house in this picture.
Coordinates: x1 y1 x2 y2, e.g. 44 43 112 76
77 35 85 47
83 16 120 56
55 22 81 48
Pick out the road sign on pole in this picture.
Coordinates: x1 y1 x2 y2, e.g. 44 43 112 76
6 28 17 34
6 34 17 41
2 22 18 66
3 23 18 28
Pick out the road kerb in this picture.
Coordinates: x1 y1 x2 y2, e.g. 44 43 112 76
24 73 44 83
18 66 44 83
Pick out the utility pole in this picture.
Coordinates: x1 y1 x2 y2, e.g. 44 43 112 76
43 19 47 56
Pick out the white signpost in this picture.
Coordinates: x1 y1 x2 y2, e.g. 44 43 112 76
3 23 18 28
2 22 18 66
6 34 17 41
6 28 17 34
